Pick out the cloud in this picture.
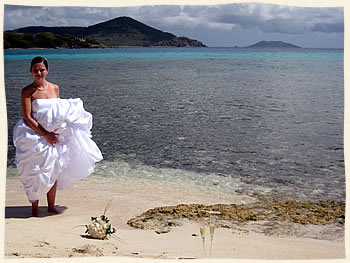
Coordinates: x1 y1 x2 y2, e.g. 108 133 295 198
3 3 343 48
4 5 109 29
206 3 343 35
4 3 343 34
141 7 234 31
135 3 343 37
311 23 344 33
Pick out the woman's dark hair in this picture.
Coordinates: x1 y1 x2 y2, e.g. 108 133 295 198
31 56 48 70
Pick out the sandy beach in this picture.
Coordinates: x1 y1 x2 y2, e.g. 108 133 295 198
4 175 345 261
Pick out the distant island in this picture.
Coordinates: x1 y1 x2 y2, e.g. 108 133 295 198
245 41 301 48
4 16 207 49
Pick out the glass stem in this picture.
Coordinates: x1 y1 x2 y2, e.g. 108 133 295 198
209 237 213 258
202 237 206 258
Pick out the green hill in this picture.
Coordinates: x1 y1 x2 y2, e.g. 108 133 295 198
5 16 206 48
85 16 176 46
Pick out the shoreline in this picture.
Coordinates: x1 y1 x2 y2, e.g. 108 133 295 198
4 46 344 51
4 46 209 50
4 175 345 259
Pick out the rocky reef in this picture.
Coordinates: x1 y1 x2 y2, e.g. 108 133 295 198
127 201 345 232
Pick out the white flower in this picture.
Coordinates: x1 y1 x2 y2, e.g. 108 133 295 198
85 212 116 240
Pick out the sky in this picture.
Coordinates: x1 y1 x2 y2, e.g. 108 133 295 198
3 3 344 48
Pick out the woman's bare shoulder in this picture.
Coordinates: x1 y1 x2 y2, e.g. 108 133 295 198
48 82 59 89
22 83 35 97
50 83 60 97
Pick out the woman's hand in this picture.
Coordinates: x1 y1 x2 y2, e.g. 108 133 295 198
44 132 58 147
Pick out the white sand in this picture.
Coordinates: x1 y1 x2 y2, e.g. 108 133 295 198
4 176 345 260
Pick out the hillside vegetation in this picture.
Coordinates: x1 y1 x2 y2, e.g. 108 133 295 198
5 16 206 48
4 32 101 49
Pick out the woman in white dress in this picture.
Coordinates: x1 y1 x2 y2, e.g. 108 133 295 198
13 57 103 216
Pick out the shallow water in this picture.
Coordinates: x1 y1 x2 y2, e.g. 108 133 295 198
5 47 345 202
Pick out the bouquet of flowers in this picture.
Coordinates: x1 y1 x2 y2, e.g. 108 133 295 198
76 200 126 244
85 214 115 240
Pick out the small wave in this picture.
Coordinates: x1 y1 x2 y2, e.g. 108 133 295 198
92 159 261 202
218 115 233 120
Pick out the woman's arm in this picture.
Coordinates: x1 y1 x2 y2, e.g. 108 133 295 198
21 87 58 147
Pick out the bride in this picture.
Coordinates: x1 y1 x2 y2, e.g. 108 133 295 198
13 56 103 217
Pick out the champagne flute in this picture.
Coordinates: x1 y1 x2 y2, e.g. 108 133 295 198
209 214 216 258
199 217 206 258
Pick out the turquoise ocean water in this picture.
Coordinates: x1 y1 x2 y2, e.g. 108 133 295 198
5 47 344 202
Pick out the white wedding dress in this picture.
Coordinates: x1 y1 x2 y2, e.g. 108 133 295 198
13 98 103 202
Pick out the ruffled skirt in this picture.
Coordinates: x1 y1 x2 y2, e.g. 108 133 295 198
13 98 103 202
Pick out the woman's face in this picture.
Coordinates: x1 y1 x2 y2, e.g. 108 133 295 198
30 62 48 81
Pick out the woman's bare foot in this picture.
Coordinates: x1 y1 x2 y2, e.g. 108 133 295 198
47 181 59 214
48 206 60 214
32 208 39 217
